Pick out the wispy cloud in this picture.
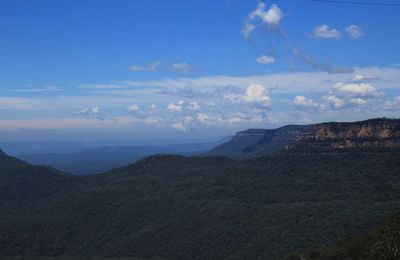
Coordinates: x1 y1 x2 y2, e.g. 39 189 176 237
346 25 364 39
170 62 195 73
292 48 353 74
128 60 162 71
14 86 62 93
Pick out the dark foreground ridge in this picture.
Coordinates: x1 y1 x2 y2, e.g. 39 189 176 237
285 209 400 259
1 118 400 259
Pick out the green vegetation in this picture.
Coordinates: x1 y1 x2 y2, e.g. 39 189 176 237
1 148 400 259
285 209 400 259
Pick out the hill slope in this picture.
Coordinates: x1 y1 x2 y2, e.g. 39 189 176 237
206 125 311 158
0 149 75 207
1 150 400 259
285 209 400 259
1 118 400 259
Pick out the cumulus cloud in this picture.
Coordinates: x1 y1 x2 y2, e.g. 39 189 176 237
224 84 271 106
346 25 364 39
171 123 186 132
167 100 185 112
324 95 345 108
256 55 275 64
170 62 195 73
244 84 271 103
323 82 382 109
294 96 318 107
332 82 381 98
241 2 284 39
312 24 341 39
293 48 353 74
128 60 162 71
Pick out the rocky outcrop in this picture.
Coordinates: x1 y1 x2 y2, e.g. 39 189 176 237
292 118 400 150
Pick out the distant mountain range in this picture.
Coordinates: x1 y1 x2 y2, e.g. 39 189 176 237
1 118 400 259
12 139 229 175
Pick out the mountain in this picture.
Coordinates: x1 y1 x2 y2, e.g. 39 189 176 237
292 118 400 151
0 149 75 207
206 118 400 158
1 118 400 259
14 140 228 175
285 209 400 260
205 125 312 158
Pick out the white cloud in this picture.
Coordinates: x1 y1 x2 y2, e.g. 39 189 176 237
73 107 104 119
332 82 381 98
256 55 275 64
242 2 284 39
122 66 400 94
188 101 200 111
382 96 400 111
346 25 364 39
170 62 194 73
294 96 318 107
127 104 140 111
312 24 341 39
167 100 184 112
128 60 162 71
349 98 368 105
352 74 379 82
241 22 256 39
197 113 208 122
324 95 345 108
249 3 283 29
244 84 271 104
78 107 100 114
15 86 62 93
323 82 382 109
171 123 186 132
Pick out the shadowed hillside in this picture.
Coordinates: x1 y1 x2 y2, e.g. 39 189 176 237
1 119 400 259
285 209 400 260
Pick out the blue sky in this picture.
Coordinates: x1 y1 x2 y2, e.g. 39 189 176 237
0 0 400 142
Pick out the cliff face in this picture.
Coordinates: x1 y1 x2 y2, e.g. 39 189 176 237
294 118 400 150
206 118 400 157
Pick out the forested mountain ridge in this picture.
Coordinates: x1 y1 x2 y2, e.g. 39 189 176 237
1 119 400 259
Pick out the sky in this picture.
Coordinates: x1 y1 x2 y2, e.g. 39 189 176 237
0 0 400 142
